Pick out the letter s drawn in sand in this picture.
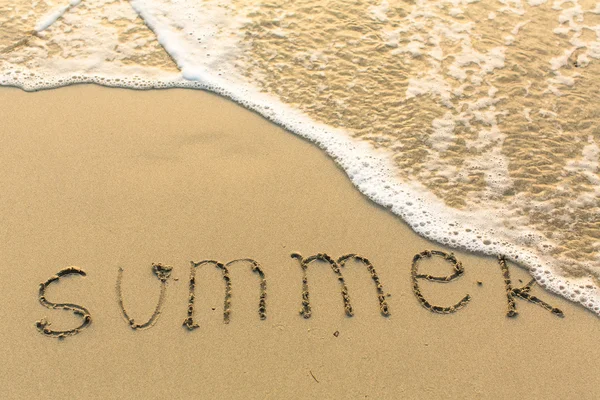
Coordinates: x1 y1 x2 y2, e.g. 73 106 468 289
36 267 92 339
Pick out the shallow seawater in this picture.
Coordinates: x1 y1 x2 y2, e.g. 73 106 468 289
1 0 599 315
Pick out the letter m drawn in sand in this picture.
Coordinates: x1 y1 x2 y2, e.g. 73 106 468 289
292 253 390 319
183 258 267 330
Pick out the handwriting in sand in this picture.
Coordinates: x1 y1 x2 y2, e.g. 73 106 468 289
35 250 563 338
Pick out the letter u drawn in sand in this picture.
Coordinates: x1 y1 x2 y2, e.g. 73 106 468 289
116 263 173 330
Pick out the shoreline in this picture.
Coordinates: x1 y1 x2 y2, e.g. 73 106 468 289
0 75 596 318
0 85 598 398
4 81 587 305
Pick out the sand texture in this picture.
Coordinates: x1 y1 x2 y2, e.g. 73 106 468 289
0 85 598 399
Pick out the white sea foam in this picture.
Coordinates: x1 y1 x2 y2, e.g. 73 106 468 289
35 0 81 32
1 0 599 316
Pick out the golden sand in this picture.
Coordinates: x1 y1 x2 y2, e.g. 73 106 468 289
0 85 598 398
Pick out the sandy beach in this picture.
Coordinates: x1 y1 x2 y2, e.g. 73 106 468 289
0 85 597 398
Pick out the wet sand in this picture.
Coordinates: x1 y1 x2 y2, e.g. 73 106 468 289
0 85 598 399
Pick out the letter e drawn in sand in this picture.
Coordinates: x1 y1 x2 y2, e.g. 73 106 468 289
411 250 471 314
498 256 564 318
183 258 267 330
116 263 173 330
36 267 92 339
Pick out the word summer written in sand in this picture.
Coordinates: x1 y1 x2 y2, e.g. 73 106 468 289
35 250 565 339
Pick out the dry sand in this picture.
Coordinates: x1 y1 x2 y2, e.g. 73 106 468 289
0 85 598 399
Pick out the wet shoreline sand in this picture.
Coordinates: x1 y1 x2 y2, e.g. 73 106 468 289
0 85 598 398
